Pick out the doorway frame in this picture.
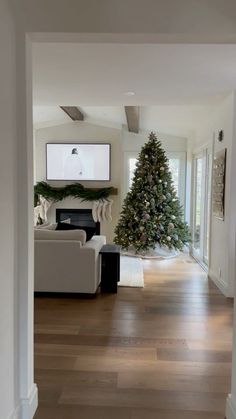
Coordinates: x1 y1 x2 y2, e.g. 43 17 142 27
15 29 234 419
190 142 213 270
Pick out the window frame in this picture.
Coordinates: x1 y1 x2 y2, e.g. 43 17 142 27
123 150 186 212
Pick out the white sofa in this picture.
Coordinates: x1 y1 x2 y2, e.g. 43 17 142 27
34 229 106 294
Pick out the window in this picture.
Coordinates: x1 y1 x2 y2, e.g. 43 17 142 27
125 151 186 210
168 158 180 196
128 158 138 188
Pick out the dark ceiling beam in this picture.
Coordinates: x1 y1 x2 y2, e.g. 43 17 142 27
124 106 139 133
60 106 84 121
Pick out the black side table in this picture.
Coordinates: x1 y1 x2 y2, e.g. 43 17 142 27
99 244 121 293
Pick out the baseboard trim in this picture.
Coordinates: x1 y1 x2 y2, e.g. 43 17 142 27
8 406 20 419
34 291 96 298
7 384 38 419
208 270 230 297
20 383 38 419
226 394 236 419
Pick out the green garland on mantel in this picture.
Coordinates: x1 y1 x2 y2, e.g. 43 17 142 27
34 181 115 205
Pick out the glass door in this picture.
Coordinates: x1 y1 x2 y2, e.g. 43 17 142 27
192 155 204 259
203 151 212 265
191 148 212 267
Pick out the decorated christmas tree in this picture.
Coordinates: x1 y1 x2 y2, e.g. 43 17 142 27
114 132 190 253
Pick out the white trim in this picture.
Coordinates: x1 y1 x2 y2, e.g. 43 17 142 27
8 406 20 419
190 142 213 268
191 152 206 262
208 269 229 297
8 384 38 419
207 134 215 272
226 394 236 419
192 140 212 155
20 383 38 419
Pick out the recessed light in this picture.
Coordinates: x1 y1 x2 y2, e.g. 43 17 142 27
124 91 135 96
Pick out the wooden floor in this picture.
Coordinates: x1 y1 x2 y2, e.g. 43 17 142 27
34 255 233 419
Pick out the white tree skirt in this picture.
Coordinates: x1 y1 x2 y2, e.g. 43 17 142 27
119 256 144 288
122 244 180 259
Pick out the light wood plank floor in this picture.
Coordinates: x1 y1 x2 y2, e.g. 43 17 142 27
34 255 233 419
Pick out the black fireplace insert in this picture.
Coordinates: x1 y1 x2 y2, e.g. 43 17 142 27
56 208 100 235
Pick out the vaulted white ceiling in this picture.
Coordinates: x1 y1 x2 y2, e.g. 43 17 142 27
33 42 236 135
33 104 217 138
33 43 236 106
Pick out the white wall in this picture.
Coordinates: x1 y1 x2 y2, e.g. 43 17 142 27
11 3 236 419
0 2 18 418
193 92 236 297
210 94 236 297
16 34 38 419
35 122 189 242
35 122 122 242
121 126 187 152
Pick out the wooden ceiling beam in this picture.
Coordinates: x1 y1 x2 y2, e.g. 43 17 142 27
125 106 139 133
60 106 84 121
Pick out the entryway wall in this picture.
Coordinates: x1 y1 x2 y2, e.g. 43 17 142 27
3 2 236 419
0 3 19 419
1 4 37 418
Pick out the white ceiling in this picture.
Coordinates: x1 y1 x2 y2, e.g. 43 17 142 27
33 104 217 137
33 43 236 106
32 42 236 135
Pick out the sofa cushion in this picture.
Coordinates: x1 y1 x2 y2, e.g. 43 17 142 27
34 228 86 244
35 223 57 230
44 223 58 230
56 222 95 241
35 221 51 229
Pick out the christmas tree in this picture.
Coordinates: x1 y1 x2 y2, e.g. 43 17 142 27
114 132 190 253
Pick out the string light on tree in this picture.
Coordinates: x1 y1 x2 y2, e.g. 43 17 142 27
114 132 190 253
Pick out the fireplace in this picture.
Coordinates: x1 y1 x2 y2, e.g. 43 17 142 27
56 209 100 235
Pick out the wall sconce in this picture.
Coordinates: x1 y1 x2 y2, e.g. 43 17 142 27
218 130 224 142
